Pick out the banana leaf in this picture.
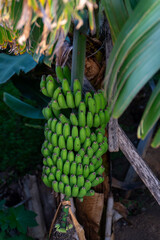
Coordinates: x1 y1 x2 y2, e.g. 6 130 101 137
151 128 160 148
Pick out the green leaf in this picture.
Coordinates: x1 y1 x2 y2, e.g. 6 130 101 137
3 92 44 119
8 205 37 234
151 128 160 148
0 53 37 84
137 80 160 139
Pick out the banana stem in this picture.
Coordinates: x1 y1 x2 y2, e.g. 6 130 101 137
60 196 70 229
71 28 87 89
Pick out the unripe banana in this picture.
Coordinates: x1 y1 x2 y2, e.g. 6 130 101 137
59 181 64 194
68 151 74 163
55 66 64 83
98 176 104 184
61 174 69 185
78 110 86 127
63 123 70 140
94 93 101 113
97 132 104 143
77 163 83 176
51 100 60 110
83 155 89 165
88 97 96 115
62 79 70 96
93 113 100 128
53 146 60 156
63 65 71 83
44 128 49 139
66 91 75 108
66 136 74 151
58 135 66 149
52 180 59 192
59 113 70 125
70 161 77 175
46 156 53 167
41 87 49 97
52 153 58 164
75 90 81 108
91 177 100 187
96 127 105 135
56 121 63 135
79 102 86 115
47 118 52 129
43 140 48 148
84 180 91 191
83 137 91 150
74 136 81 152
63 160 70 175
87 147 94 158
47 130 52 142
48 173 55 182
72 185 79 197
78 148 85 158
79 127 86 144
50 166 56 175
91 141 99 153
78 187 86 198
46 78 55 97
83 165 90 178
104 108 110 124
86 189 95 196
91 155 97 165
89 162 95 173
75 154 82 164
77 175 84 188
48 142 53 152
43 158 47 166
45 167 51 175
71 126 78 139
53 87 62 100
61 148 67 161
50 118 57 132
73 79 81 95
85 126 91 137
42 174 52 187
42 106 53 120
70 175 77 187
87 172 96 182
58 93 68 109
51 133 58 147
40 75 46 89
86 111 93 128
90 132 96 142
65 184 71 197
70 113 78 126
96 165 105 175
57 157 63 172
94 157 103 169
42 148 51 158
85 92 92 105
95 148 103 158
98 90 107 110
99 109 105 125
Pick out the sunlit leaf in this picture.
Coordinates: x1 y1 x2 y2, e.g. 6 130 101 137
151 128 160 148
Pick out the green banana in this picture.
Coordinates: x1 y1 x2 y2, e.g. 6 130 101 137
48 142 53 152
68 151 74 163
59 113 70 124
64 185 71 197
44 167 50 175
61 148 67 161
78 148 85 158
79 127 86 144
78 110 86 127
87 147 94 158
56 121 63 135
62 79 70 96
59 181 64 194
94 93 101 113
88 97 96 115
91 155 97 165
61 174 69 185
75 154 82 164
94 157 103 169
53 146 60 156
75 90 81 108
52 180 59 192
95 127 105 135
90 132 96 142
97 132 104 143
70 161 77 175
43 140 48 148
78 187 86 198
86 111 93 128
66 91 75 108
74 136 81 152
98 90 107 110
66 136 74 151
63 66 71 83
96 165 105 175
51 133 58 147
85 92 92 105
41 87 49 97
93 113 100 128
63 123 70 140
83 137 91 150
42 174 52 188
48 173 55 182
86 189 95 196
89 162 95 173
55 66 64 83
50 166 56 175
82 155 89 165
77 175 84 188
84 180 91 191
51 100 60 110
57 157 63 172
91 141 99 153
73 79 81 95
91 177 100 187
79 102 86 115
46 156 53 167
43 158 47 166
58 135 66 149
53 87 62 100
77 163 83 176
58 93 68 108
40 75 46 89
71 126 78 139
70 113 78 126
47 118 52 129
52 153 58 164
70 174 77 187
87 172 96 182
42 148 51 158
99 109 105 125
42 106 53 120
83 165 90 178
63 160 70 175
72 185 79 197
50 118 57 132
95 148 103 158
104 108 110 124
99 176 104 184
46 78 55 97
85 126 91 137
47 130 52 142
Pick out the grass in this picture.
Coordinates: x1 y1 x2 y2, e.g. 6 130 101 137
0 80 45 178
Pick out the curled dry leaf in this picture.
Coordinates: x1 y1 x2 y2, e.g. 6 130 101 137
85 58 100 80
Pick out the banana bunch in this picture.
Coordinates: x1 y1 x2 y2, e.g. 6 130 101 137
41 66 110 200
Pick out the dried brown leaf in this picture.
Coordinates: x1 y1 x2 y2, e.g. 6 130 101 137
114 202 128 219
